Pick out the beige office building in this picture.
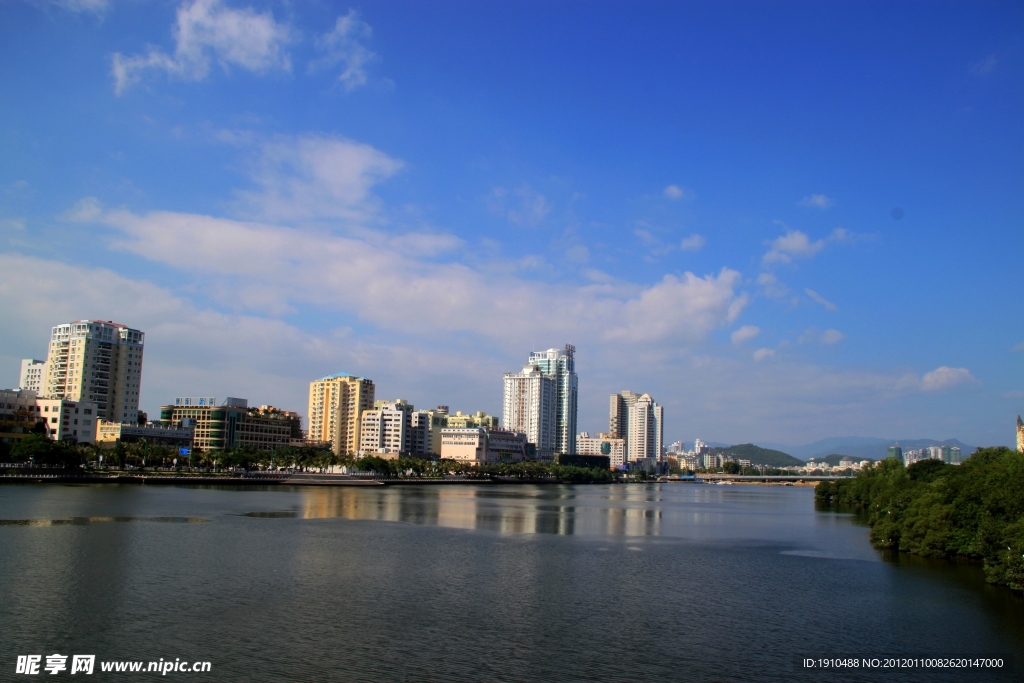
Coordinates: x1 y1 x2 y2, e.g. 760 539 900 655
609 390 664 463
37 397 98 444
441 427 527 465
42 320 145 422
308 373 375 456
576 432 626 469
446 410 500 430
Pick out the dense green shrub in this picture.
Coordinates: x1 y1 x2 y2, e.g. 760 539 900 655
816 447 1024 591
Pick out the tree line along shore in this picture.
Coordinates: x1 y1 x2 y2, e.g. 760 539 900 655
815 447 1024 592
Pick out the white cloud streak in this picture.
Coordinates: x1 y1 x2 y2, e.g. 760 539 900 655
112 0 294 95
797 194 833 209
804 288 838 311
971 54 998 77
488 186 550 227
663 185 692 200
731 325 760 345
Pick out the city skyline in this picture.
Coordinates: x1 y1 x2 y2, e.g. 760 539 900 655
1 1 1022 447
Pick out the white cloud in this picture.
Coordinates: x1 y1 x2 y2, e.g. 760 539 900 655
921 366 977 391
820 329 845 345
756 272 789 299
800 327 844 345
111 0 294 95
679 234 706 251
753 348 775 362
90 201 746 347
607 269 746 343
1013 341 1024 352
663 185 693 200
797 194 833 209
804 288 838 311
731 325 760 345
0 252 516 424
309 10 377 92
565 245 590 263
762 230 825 265
62 196 104 222
0 218 26 231
633 228 658 247
236 134 404 221
971 54 998 77
489 186 550 227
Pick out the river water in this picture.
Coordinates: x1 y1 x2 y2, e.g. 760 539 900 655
0 482 1021 682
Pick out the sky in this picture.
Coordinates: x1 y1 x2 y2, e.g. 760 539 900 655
1 0 1022 448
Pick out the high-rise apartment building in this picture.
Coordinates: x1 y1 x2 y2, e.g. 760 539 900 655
503 363 556 457
609 390 664 463
308 373 375 456
41 320 144 422
1018 416 1023 454
629 393 664 462
19 359 47 395
526 345 578 455
609 390 638 443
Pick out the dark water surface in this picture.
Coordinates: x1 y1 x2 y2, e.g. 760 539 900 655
1 483 1021 682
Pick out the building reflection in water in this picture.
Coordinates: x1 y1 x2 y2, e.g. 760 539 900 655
299 485 664 537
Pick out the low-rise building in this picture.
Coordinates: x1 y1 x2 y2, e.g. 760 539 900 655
160 397 301 451
576 432 625 469
440 427 527 465
446 410 500 430
0 389 44 447
679 454 700 471
96 420 195 448
37 397 98 444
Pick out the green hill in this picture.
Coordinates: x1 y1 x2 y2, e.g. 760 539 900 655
710 443 802 467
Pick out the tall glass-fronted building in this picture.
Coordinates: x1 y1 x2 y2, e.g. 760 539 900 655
526 345 578 456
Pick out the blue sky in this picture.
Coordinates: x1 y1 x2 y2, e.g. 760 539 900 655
1 0 1022 448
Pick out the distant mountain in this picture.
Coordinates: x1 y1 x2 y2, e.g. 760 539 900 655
710 443 803 468
755 437 976 463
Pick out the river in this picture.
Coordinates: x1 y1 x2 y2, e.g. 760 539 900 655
1 482 1021 682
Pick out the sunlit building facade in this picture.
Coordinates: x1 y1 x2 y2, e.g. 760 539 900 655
308 373 375 456
42 320 145 422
